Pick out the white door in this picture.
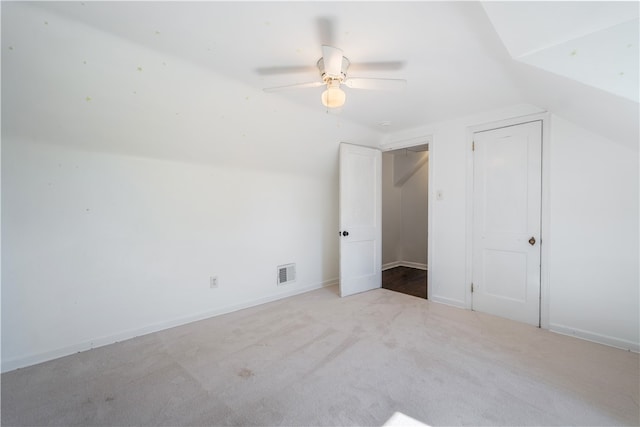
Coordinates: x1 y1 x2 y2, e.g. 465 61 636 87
339 143 382 297
472 121 542 326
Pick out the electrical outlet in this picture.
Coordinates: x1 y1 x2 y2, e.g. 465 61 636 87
210 276 218 288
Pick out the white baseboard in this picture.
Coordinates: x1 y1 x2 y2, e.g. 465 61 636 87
549 323 639 353
1 279 337 373
382 261 428 271
382 261 402 271
430 295 466 309
401 261 427 271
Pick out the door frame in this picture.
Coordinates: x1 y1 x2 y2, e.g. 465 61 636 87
381 135 434 299
465 113 551 329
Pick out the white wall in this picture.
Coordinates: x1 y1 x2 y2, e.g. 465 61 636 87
1 2 382 371
382 153 402 265
426 126 470 306
1 138 342 370
400 153 428 266
382 105 639 351
548 115 639 350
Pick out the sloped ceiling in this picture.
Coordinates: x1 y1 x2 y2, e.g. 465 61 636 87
482 1 638 102
482 1 639 148
2 1 638 154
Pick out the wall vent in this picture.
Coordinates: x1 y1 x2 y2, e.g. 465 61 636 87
277 263 296 286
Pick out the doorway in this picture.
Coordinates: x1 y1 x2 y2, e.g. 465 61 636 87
381 144 429 299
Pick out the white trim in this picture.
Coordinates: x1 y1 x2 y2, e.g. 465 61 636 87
1 279 337 373
427 136 434 301
464 123 474 310
381 135 433 152
340 142 383 151
382 261 403 271
401 261 427 271
382 261 427 271
539 115 551 330
465 112 551 325
550 323 640 353
431 296 466 309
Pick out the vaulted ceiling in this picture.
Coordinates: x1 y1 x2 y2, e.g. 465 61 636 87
3 1 638 152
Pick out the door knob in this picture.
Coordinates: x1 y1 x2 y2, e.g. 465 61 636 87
528 236 536 246
342 231 349 237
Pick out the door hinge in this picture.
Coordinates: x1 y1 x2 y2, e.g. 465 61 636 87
471 282 474 293
472 141 475 151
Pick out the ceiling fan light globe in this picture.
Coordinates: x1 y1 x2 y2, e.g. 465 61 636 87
321 86 346 108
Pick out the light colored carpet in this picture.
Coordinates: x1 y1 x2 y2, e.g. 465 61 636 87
2 286 639 426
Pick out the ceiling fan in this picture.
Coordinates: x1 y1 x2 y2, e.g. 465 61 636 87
262 45 407 109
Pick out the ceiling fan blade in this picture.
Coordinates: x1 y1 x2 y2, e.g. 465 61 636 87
348 61 406 72
256 65 317 75
263 81 324 93
322 45 344 77
344 78 407 91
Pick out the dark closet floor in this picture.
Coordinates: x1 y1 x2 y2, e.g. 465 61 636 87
382 266 427 299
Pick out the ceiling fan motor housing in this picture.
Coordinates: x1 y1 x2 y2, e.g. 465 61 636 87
317 56 350 83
